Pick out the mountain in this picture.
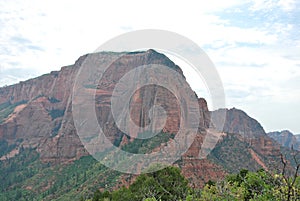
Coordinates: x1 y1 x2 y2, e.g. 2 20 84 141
207 108 295 173
0 50 298 200
296 134 300 142
268 130 300 151
211 108 266 138
0 49 196 162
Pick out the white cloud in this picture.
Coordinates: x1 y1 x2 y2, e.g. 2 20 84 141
278 0 296 11
0 0 299 133
250 0 296 12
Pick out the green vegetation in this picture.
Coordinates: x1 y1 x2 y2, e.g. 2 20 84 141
49 109 65 119
0 101 10 111
90 166 189 201
122 132 175 154
0 140 17 158
1 130 299 200
89 168 300 201
0 148 122 201
0 100 28 123
208 134 262 172
0 147 41 200
48 97 60 103
199 169 300 201
0 145 299 200
52 122 62 136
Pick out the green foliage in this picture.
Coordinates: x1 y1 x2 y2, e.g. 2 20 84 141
0 101 10 111
0 148 122 201
111 186 133 201
199 169 300 201
122 132 175 154
48 97 60 103
2 147 299 201
92 166 189 201
0 100 28 123
51 122 62 136
49 109 65 120
92 190 112 201
208 134 262 172
0 147 42 200
88 167 300 201
0 140 17 157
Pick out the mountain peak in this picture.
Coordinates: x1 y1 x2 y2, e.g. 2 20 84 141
212 107 266 138
268 130 300 150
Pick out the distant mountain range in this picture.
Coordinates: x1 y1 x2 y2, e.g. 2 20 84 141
0 50 298 200
268 130 300 151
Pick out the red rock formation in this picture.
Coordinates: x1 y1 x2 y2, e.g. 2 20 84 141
0 50 206 163
212 108 266 138
268 130 300 151
0 49 296 188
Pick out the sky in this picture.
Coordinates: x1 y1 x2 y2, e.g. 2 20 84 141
0 0 299 133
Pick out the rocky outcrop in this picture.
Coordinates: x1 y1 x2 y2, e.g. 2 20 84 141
208 108 293 174
268 130 300 151
212 108 266 138
0 55 86 161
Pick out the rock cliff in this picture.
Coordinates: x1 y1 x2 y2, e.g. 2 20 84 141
0 50 297 190
0 50 209 163
268 130 300 151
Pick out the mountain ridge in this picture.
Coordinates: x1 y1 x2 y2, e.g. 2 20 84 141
0 50 298 199
268 130 300 151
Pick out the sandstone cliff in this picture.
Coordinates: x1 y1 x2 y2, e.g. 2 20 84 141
0 50 297 190
0 50 209 163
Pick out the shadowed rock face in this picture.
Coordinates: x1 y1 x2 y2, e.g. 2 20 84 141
268 130 300 151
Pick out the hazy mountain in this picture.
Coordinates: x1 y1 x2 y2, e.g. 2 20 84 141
268 130 300 151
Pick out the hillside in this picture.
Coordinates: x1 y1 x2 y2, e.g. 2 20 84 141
0 50 299 200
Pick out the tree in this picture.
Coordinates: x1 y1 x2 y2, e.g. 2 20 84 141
199 168 300 201
94 166 189 201
129 166 190 201
279 150 300 201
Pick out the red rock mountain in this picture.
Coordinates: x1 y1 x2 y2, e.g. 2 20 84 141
212 108 266 138
0 50 208 161
0 50 296 189
268 130 300 151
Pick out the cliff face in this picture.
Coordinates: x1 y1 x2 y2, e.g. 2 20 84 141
0 55 88 161
0 50 209 163
268 130 300 151
212 108 266 138
296 135 300 142
0 50 297 191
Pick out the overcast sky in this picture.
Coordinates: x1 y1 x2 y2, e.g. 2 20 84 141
0 0 299 133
